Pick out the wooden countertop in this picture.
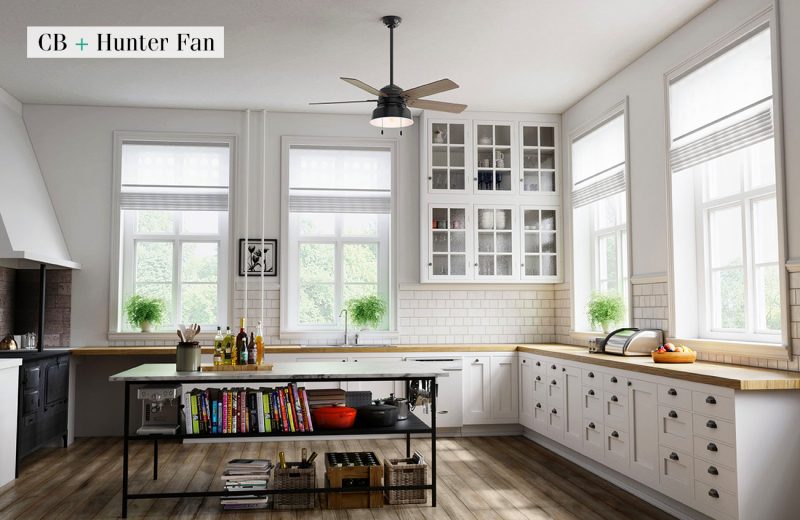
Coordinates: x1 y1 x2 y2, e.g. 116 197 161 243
71 344 800 390
518 345 800 391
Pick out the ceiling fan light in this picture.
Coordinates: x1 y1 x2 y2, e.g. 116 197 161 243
370 103 413 128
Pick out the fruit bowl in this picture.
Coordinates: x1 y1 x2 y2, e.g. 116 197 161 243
651 351 697 363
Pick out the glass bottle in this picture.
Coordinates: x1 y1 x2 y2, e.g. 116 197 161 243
213 326 223 366
224 326 234 365
248 332 256 365
236 318 248 365
255 321 264 365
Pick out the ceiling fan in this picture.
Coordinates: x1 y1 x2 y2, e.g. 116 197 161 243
310 15 467 130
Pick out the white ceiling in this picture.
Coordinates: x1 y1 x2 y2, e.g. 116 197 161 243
0 0 715 114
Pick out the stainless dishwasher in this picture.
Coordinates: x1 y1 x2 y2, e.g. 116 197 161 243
407 357 463 428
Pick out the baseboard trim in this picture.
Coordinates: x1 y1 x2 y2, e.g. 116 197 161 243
522 429 711 520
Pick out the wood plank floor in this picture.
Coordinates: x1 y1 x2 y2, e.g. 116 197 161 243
0 436 675 519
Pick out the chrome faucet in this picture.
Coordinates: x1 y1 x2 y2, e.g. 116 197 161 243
339 309 348 345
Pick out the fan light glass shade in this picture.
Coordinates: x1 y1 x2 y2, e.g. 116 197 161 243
370 104 413 128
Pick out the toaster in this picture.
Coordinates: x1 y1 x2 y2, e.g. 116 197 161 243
595 328 663 356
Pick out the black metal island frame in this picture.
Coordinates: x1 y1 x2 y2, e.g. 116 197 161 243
109 361 445 517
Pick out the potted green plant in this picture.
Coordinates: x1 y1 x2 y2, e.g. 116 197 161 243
587 292 625 334
125 295 165 333
347 295 387 331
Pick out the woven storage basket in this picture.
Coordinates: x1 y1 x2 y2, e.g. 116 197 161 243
384 458 427 505
273 462 316 509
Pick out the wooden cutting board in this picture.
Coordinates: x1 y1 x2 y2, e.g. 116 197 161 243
200 363 274 371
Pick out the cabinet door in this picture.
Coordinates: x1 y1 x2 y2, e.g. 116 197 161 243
582 386 604 420
429 204 471 280
428 120 469 194
490 355 518 422
294 357 348 390
628 379 659 487
659 447 694 503
604 426 630 473
562 365 583 452
519 123 557 194
583 418 605 461
348 357 405 398
474 206 517 280
519 356 534 429
463 356 491 424
44 357 69 407
474 121 515 194
532 400 548 433
519 207 560 281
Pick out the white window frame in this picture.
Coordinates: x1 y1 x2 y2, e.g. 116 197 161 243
568 99 633 336
279 136 398 340
109 131 236 339
590 214 628 301
664 5 790 357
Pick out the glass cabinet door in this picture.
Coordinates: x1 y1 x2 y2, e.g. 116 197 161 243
429 121 468 193
520 124 557 193
429 205 469 279
521 207 559 280
474 206 515 279
474 122 514 193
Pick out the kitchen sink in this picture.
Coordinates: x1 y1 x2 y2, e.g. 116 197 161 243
301 344 395 348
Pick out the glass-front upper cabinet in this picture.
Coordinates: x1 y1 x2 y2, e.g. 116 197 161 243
474 121 515 194
520 124 557 194
520 207 559 281
428 120 469 193
428 205 471 280
474 206 516 279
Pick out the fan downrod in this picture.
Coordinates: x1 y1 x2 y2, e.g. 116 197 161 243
381 15 402 29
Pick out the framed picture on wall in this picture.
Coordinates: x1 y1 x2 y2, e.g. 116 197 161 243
239 239 278 276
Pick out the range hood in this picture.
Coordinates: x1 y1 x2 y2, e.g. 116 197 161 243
0 87 79 270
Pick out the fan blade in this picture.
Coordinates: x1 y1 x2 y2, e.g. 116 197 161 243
309 100 376 105
341 77 386 97
407 99 467 113
403 79 459 100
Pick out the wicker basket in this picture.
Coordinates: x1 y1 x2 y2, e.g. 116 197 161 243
273 462 316 510
384 458 427 505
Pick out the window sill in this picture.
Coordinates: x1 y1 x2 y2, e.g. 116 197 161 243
279 330 400 343
108 331 216 342
667 337 790 360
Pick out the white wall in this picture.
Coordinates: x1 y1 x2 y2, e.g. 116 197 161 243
21 105 420 346
561 0 800 282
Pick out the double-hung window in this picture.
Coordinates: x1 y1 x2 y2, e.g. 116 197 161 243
668 21 784 345
282 140 393 334
570 109 629 332
113 134 231 332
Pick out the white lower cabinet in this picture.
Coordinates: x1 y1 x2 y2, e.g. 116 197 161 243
464 353 519 425
348 356 406 397
659 446 695 503
582 417 604 461
562 365 583 451
463 356 491 423
604 425 630 473
490 355 519 422
628 378 659 488
519 355 535 428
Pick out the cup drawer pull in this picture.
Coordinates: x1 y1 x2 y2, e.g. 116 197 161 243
610 395 618 402
610 376 618 383
706 419 718 429
705 395 717 405
708 466 719 476
588 422 595 429
707 442 718 452
708 489 720 499
611 431 619 438
667 388 677 396
669 452 679 461
588 389 595 396
668 410 678 418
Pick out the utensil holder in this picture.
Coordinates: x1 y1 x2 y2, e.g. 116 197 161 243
176 341 201 371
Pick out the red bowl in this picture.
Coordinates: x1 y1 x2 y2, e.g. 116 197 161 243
311 406 357 429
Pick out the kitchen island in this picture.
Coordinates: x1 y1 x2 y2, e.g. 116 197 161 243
110 361 447 517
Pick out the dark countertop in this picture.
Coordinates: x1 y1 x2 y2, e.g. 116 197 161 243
0 348 71 361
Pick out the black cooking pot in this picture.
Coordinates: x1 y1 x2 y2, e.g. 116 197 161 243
357 400 398 427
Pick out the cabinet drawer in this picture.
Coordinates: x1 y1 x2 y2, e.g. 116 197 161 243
694 460 737 495
604 426 629 471
582 368 603 388
533 374 548 401
657 383 692 410
547 405 564 435
603 373 628 392
547 377 564 405
582 386 603 420
659 447 694 503
693 414 735 445
583 418 604 461
603 390 628 430
657 405 693 452
23 365 41 390
23 390 39 415
693 436 736 469
532 401 548 431
693 391 734 421
694 480 739 519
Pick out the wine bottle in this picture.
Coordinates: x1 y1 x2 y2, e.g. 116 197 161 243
224 326 234 365
236 318 248 365
248 332 256 365
213 326 223 366
255 321 264 365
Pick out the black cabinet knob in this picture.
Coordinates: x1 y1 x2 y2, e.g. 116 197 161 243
611 431 619 438
551 409 557 415
536 361 541 367
536 403 542 408
627 381 632 386
706 395 717 405
706 420 718 429
669 452 679 461
668 410 678 418
535 376 541 381
588 422 595 429
610 376 618 383
708 466 719 476
708 489 720 499
562 367 566 372
523 359 526 363
588 372 594 378
667 388 677 396
610 395 618 402
474 359 479 363
551 364 556 370
707 442 718 452
551 380 557 385
588 389 595 396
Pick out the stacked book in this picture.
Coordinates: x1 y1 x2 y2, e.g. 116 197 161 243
220 459 272 511
305 388 347 409
183 383 314 434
